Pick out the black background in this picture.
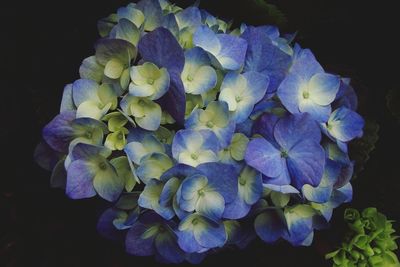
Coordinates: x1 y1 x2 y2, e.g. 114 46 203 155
2 0 400 266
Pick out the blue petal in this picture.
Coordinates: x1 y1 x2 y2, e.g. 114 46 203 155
302 159 341 203
287 139 325 189
135 0 163 31
274 113 321 151
69 143 111 161
308 73 340 106
126 222 156 256
138 179 175 219
252 113 280 144
239 166 263 205
160 164 199 182
254 210 286 243
97 208 125 241
42 111 76 152
157 71 186 125
155 230 185 263
244 138 284 178
179 174 208 203
93 162 124 202
193 26 247 71
192 26 220 56
124 135 164 164
283 206 314 246
175 6 202 29
277 74 302 114
184 101 235 148
60 84 75 113
222 194 251 219
235 119 253 137
159 177 180 207
161 13 180 37
34 141 60 171
327 107 364 142
66 160 96 199
72 79 99 106
196 190 225 220
290 48 323 81
193 217 227 248
116 4 145 28
333 79 358 111
298 99 332 123
182 48 217 95
216 34 248 71
243 71 269 103
172 129 220 166
197 163 239 203
184 47 211 66
177 228 204 253
263 183 299 194
241 26 292 93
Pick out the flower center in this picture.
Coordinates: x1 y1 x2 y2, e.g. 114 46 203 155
206 121 214 128
85 131 92 139
192 218 199 225
198 189 205 196
187 75 194 82
147 78 154 85
191 153 198 160
99 161 107 170
302 91 310 99
235 95 243 103
138 99 146 106
239 178 246 186
117 132 124 140
280 150 289 158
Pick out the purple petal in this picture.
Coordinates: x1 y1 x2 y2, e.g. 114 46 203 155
255 209 286 243
241 26 292 93
274 113 321 150
125 222 156 256
252 113 279 145
138 27 185 74
66 160 96 199
42 111 76 153
287 139 325 189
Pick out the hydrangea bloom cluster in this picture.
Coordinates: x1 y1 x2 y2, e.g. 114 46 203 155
35 0 365 263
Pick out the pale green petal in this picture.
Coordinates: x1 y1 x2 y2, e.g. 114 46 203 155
79 56 104 83
138 62 161 79
129 83 156 97
230 133 249 161
76 101 111 120
98 84 118 110
104 59 124 79
137 153 174 184
270 191 290 208
93 161 124 201
110 156 137 192
219 89 238 112
135 100 162 131
120 68 131 90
